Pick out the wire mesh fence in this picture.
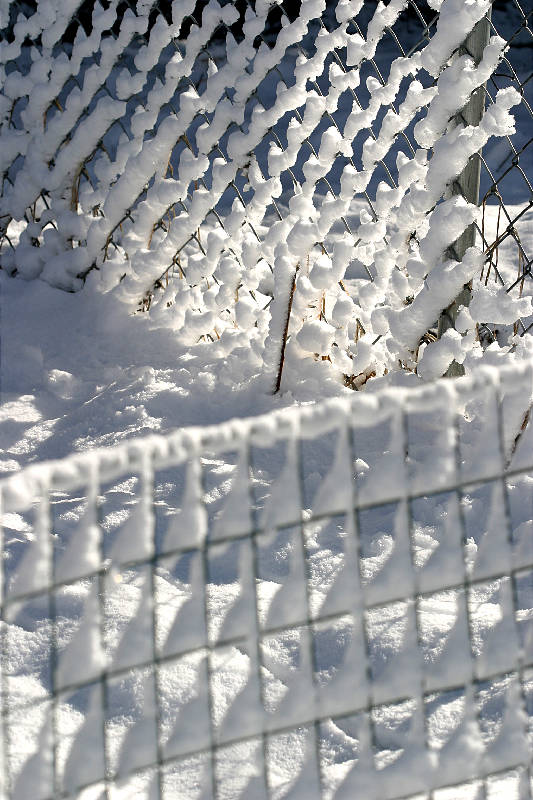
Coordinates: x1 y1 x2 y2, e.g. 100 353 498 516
2 361 533 799
1 0 532 388
467 0 533 345
1 0 446 299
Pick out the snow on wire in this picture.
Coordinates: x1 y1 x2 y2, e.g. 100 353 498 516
1 0 532 390
472 0 533 341
2 359 533 799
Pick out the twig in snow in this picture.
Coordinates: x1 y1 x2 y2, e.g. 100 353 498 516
273 266 298 394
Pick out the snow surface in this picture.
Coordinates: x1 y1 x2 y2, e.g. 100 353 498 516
2 88 533 800
2 0 533 796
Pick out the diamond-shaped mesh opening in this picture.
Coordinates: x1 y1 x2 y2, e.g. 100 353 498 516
472 0 533 341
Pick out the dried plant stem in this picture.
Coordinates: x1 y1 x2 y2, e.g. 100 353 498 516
71 164 84 211
273 266 298 395
507 406 531 468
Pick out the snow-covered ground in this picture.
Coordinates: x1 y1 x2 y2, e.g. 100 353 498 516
2 0 533 797
1 199 532 475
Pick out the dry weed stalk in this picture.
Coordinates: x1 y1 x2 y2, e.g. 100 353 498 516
507 405 532 468
273 264 299 394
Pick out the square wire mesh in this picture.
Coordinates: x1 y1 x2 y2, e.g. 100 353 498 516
2 362 533 799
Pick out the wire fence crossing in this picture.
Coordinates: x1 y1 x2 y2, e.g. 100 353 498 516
2 362 533 799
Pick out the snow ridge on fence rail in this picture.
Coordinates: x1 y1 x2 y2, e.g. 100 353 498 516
2 0 531 388
2 360 533 799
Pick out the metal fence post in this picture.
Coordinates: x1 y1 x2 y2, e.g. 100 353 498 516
437 11 492 377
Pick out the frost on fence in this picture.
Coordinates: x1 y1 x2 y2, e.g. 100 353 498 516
2 361 533 799
1 0 531 387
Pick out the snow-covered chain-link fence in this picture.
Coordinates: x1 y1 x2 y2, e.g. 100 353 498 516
1 0 532 389
2 361 533 799
474 0 533 338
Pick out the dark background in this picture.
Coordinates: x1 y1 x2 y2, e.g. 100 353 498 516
2 0 439 46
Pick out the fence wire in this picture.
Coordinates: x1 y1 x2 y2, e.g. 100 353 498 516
2 362 533 799
471 0 533 343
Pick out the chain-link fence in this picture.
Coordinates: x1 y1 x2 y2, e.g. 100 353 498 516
1 361 533 799
1 0 532 387
475 0 533 342
3 0 446 299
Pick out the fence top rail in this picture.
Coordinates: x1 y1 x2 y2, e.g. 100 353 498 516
2 358 533 514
